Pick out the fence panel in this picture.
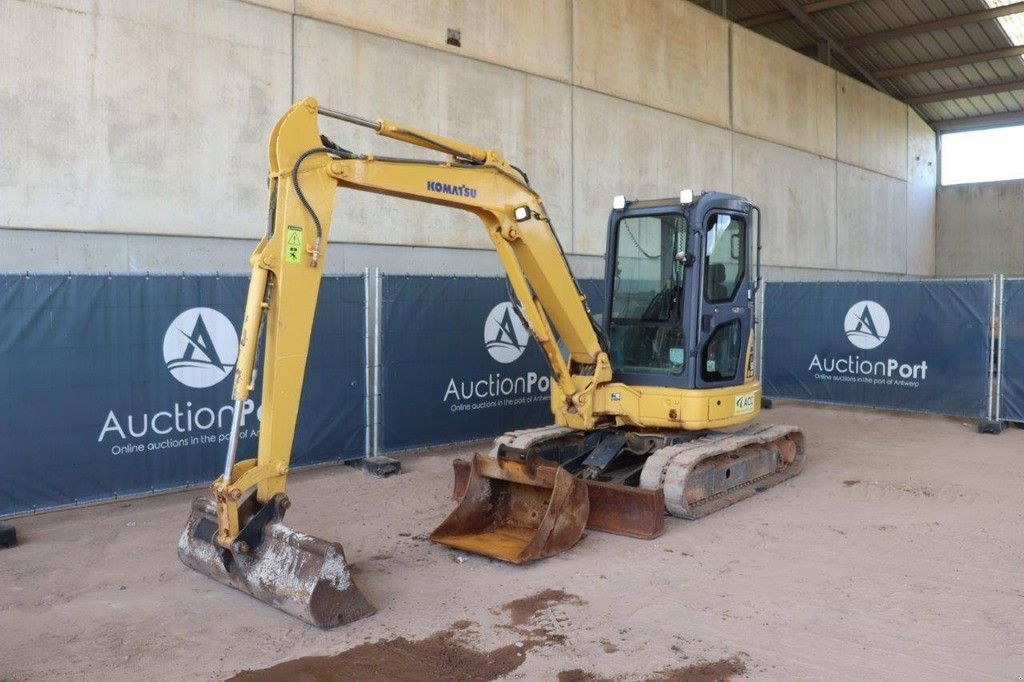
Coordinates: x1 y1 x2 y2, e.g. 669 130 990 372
0 274 365 517
762 279 992 418
999 278 1024 423
379 276 605 452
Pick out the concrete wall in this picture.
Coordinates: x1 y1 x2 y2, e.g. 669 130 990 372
936 179 1024 276
0 0 936 279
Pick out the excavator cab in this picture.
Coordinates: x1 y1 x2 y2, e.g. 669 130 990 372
604 191 760 394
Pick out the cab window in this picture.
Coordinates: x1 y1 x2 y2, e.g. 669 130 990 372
608 214 687 375
704 214 744 303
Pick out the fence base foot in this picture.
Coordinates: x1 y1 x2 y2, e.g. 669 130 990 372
977 420 1006 435
362 456 401 478
761 397 774 410
0 523 16 549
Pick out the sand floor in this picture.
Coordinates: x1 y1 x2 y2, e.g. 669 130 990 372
2 403 1023 681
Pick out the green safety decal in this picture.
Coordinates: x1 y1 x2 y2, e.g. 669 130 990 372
285 226 303 264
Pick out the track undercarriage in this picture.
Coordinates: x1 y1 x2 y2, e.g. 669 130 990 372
432 423 805 563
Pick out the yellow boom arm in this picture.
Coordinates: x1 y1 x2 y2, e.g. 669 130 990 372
211 98 610 546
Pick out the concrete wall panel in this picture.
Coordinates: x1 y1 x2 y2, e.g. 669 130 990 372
936 180 1024 276
837 74 907 180
294 17 573 251
296 0 572 82
0 226 606 278
0 0 291 241
242 0 295 12
907 111 936 276
0 0 937 279
837 164 908 274
731 25 836 158
732 135 837 269
572 90 732 256
573 0 730 128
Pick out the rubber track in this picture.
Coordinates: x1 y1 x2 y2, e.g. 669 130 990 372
487 425 576 457
486 423 805 521
639 423 805 519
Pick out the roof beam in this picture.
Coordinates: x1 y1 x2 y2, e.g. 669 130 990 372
904 78 1024 105
739 0 860 28
773 0 885 89
875 45 1024 79
931 110 1024 132
842 1 1024 48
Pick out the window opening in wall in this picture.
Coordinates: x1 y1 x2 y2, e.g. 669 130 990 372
941 124 1024 185
940 1 1024 185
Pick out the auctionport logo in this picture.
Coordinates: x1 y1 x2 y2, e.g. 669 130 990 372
163 307 239 388
844 300 889 350
484 302 529 364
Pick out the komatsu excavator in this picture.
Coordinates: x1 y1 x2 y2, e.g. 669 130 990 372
179 98 804 627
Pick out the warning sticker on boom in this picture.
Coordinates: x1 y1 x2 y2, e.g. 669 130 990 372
285 226 303 264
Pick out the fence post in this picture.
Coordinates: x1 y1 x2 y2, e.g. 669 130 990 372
987 274 996 421
979 274 1006 434
995 274 1005 421
373 268 382 456
757 280 765 385
363 268 371 457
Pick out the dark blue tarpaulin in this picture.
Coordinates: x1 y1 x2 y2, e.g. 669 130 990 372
999 279 1024 423
763 280 992 418
0 274 365 516
380 276 604 452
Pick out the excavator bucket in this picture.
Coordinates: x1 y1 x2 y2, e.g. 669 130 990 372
430 453 589 564
178 495 374 628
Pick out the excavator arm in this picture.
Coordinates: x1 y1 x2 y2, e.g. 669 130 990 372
219 98 613 536
179 98 624 619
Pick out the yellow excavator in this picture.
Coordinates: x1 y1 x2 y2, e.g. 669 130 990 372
179 98 804 627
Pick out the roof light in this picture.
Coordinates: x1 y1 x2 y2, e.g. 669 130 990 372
612 195 626 209
984 0 1024 53
680 189 694 205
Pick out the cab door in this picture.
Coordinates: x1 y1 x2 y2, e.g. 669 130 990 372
694 209 753 389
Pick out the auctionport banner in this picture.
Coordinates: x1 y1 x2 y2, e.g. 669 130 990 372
762 280 991 418
1000 279 1024 423
379 276 605 452
0 274 365 516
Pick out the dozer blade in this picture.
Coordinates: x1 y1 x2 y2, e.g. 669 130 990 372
178 495 374 628
430 453 589 564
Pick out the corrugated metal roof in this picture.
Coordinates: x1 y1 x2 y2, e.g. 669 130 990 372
690 0 1024 130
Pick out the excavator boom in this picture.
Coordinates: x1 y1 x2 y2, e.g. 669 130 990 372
179 98 614 624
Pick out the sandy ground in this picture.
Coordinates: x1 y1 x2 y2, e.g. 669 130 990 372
2 403 1023 681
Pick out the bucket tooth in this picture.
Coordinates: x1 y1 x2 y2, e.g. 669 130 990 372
430 453 589 564
178 496 374 627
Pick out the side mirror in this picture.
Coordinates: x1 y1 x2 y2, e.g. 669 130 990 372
674 251 696 267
